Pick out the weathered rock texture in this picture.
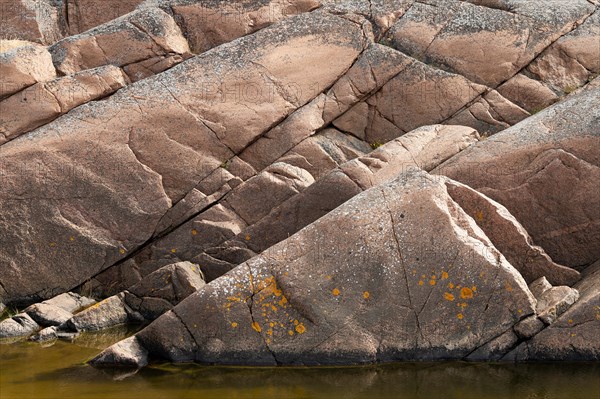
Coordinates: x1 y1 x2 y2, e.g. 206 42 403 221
436 85 600 268
95 170 539 365
0 0 598 366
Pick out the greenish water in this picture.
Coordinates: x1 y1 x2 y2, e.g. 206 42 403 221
1 329 599 399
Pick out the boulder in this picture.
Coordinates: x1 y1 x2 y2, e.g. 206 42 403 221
94 170 536 366
513 316 545 340
0 44 56 99
41 292 96 313
24 303 73 327
0 11 367 305
0 313 39 338
436 86 600 268
66 294 131 332
30 326 59 342
89 336 149 368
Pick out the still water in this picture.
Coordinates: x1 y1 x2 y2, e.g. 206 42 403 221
1 327 599 399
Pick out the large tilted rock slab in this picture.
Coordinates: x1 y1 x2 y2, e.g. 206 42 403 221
384 0 595 87
435 86 600 268
66 0 146 34
96 125 478 289
94 170 536 366
0 12 367 306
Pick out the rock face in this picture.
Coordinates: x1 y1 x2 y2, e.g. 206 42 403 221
0 11 367 305
1 0 598 367
95 170 537 365
436 86 600 268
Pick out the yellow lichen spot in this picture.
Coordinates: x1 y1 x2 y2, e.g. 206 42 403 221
267 329 273 336
295 323 306 334
431 275 437 280
429 279 436 286
269 322 275 328
294 320 299 326
288 330 294 336
457 313 464 320
325 275 332 280
245 235 251 241
119 248 126 254
49 242 56 247
363 291 370 299
461 302 468 309
279 297 288 306
421 275 426 279
460 287 474 299
467 325 471 330
251 322 261 332
570 333 576 337
476 211 484 221
517 309 523 314
231 322 238 328
191 229 198 236
568 319 573 324
171 248 177 253
505 282 513 292
332 288 340 296
418 280 424 286
69 236 75 241
472 286 477 292
441 271 449 280
444 292 455 301
271 305 277 312
448 283 454 289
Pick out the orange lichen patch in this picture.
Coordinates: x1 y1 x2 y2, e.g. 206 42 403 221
476 211 484 221
460 302 468 309
421 275 426 279
431 275 437 280
171 248 177 253
429 279 436 286
267 329 273 336
245 235 251 241
418 280 424 286
504 282 513 292
191 229 198 236
324 275 332 280
279 296 288 306
288 330 294 336
441 271 449 280
332 288 340 296
448 283 454 289
269 322 275 328
251 322 262 332
457 313 464 320
460 287 474 299
471 286 477 292
295 323 306 334
294 320 299 326
231 322 238 328
444 292 455 301
271 305 277 312
363 291 370 299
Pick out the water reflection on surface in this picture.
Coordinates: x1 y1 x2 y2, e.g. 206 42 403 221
1 330 599 399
